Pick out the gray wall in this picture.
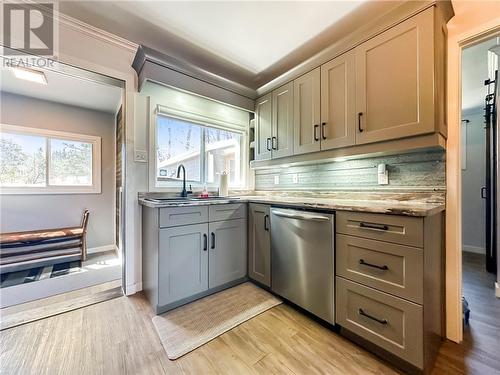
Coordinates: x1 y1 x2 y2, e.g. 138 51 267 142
0 92 116 249
254 149 445 191
461 108 486 253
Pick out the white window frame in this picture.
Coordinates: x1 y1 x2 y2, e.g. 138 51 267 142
0 124 101 194
148 100 249 192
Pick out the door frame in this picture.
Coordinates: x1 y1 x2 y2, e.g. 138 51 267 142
446 21 500 343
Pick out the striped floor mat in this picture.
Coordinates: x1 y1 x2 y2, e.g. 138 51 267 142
0 261 81 288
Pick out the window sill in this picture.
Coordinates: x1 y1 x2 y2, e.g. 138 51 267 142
0 187 101 195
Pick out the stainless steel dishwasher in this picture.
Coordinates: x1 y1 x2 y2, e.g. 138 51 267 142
271 207 335 324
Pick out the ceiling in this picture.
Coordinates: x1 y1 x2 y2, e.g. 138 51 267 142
0 67 122 113
462 35 500 112
59 1 400 89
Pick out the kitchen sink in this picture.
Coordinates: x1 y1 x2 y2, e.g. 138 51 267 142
144 196 238 205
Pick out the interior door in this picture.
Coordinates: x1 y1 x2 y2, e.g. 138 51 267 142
272 81 294 159
158 223 209 306
320 51 356 150
355 8 434 145
255 93 272 161
209 219 247 289
293 67 321 155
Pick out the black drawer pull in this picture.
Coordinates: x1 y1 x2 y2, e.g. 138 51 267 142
359 259 388 271
203 234 208 251
359 222 389 231
321 122 327 140
358 112 364 132
266 138 271 151
272 136 278 150
358 308 388 325
264 214 269 231
314 124 320 141
211 232 216 249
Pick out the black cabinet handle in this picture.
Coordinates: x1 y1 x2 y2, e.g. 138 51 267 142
314 124 320 141
358 308 388 325
358 112 364 132
359 259 388 271
481 186 487 199
203 234 208 251
359 222 389 231
266 138 271 151
264 214 269 231
211 232 215 249
321 122 327 140
272 136 278 150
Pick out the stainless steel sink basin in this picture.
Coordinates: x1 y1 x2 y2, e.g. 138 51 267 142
144 196 239 205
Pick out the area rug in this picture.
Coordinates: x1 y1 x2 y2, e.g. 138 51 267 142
152 282 282 359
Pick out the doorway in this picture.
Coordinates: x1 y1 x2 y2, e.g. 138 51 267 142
460 34 500 365
0 55 126 327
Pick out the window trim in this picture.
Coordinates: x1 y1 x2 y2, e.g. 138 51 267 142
148 99 248 192
0 124 101 195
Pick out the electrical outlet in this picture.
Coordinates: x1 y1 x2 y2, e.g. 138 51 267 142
274 175 280 185
292 174 299 183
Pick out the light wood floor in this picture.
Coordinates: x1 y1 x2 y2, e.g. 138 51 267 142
1 253 499 375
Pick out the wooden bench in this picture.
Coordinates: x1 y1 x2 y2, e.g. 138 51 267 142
0 210 90 271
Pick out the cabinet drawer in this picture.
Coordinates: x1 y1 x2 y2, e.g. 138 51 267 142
336 211 423 247
209 203 247 222
159 206 208 228
336 277 423 368
336 235 423 303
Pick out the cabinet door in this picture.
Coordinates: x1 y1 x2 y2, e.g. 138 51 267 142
248 204 271 287
255 93 272 161
320 51 356 150
209 219 247 289
293 67 321 155
272 81 294 159
355 8 434 145
158 223 208 306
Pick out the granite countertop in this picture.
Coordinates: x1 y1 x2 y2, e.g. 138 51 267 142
139 190 445 217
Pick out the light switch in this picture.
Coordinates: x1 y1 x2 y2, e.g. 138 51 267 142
377 164 389 185
135 150 148 163
274 175 280 185
292 174 299 183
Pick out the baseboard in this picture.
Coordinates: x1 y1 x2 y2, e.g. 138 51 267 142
496 282 500 298
87 244 117 255
125 282 142 295
462 245 485 254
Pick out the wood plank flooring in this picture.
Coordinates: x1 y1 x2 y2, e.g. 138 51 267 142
1 252 499 374
433 252 500 374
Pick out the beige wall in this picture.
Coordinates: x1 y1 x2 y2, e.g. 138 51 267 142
446 0 500 342
0 93 116 249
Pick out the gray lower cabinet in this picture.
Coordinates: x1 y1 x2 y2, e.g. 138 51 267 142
142 204 247 314
158 223 209 306
209 218 247 289
248 203 271 287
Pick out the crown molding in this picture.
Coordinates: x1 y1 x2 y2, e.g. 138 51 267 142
14 0 138 54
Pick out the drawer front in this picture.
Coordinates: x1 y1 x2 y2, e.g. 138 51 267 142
336 234 423 303
209 203 247 222
336 277 423 368
159 206 208 228
336 211 423 247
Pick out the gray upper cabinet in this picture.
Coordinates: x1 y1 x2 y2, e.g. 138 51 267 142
209 218 247 289
248 203 271 287
255 93 272 161
158 223 209 306
320 51 356 150
293 67 321 155
272 82 294 159
355 8 434 145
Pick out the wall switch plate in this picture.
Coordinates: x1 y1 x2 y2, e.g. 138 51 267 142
377 163 389 185
274 175 280 185
292 174 299 183
135 150 148 163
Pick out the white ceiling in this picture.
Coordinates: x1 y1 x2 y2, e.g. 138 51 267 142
59 1 395 89
0 67 122 113
462 36 500 112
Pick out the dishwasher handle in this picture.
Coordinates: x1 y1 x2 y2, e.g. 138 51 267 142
272 210 331 222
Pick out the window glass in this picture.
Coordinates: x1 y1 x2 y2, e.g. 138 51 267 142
49 139 93 186
157 116 201 182
205 128 241 186
0 132 46 187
